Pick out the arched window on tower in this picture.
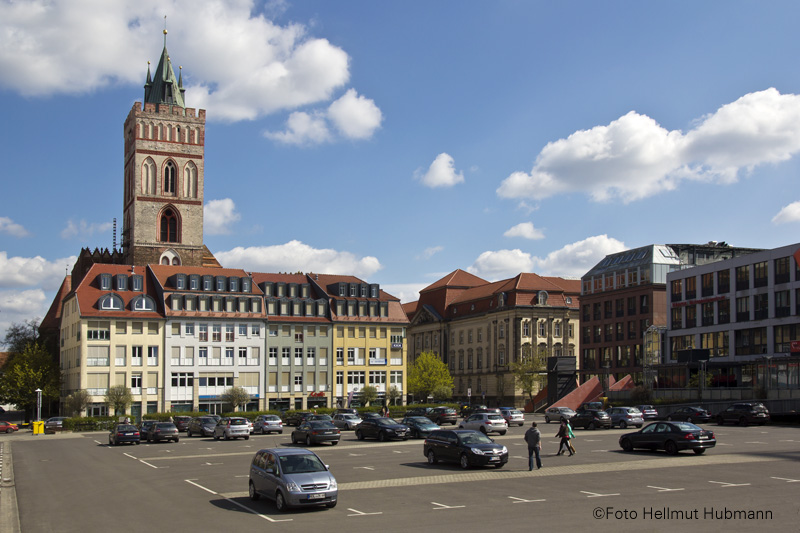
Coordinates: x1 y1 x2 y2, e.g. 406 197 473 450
160 208 178 243
164 161 176 195
142 158 156 194
183 162 197 198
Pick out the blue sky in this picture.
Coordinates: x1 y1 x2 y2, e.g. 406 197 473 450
1 0 800 339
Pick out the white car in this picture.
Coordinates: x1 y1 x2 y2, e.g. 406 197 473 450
544 406 576 423
458 413 508 435
332 413 362 430
499 407 525 426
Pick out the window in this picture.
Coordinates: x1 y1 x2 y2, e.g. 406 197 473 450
753 261 768 288
132 346 143 365
239 324 247 337
718 298 730 324
671 279 683 302
336 348 344 364
736 296 750 322
685 276 696 300
775 290 791 317
754 293 768 320
717 269 730 293
147 346 158 366
99 273 112 290
100 294 123 310
701 273 714 297
225 324 234 342
554 321 562 337
736 265 750 291
132 295 155 311
164 161 176 195
212 324 221 342
160 207 178 242
775 257 790 284
538 321 546 337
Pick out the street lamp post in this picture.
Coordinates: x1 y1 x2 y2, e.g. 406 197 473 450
35 388 42 422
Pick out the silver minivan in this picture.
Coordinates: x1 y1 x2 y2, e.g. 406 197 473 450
249 448 338 511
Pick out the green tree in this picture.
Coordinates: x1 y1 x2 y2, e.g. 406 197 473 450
0 342 61 420
408 351 453 401
432 384 452 402
220 386 251 411
65 389 92 417
510 343 548 404
1 319 40 354
360 385 379 406
387 385 402 406
104 385 133 415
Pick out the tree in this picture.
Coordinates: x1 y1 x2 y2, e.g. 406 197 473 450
0 342 61 420
65 389 92 417
360 385 379 406
408 351 453 400
387 385 402 406
432 385 452 402
510 343 548 404
105 385 133 415
2 319 40 354
220 386 251 411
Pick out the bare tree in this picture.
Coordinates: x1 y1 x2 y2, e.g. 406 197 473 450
220 386 251 411
65 390 92 417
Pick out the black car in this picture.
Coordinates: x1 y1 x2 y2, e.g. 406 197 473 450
139 420 159 441
186 416 218 437
148 422 180 443
619 421 716 455
108 424 140 446
429 407 458 425
284 411 314 426
355 417 411 441
405 407 434 418
400 416 440 438
666 406 711 424
460 404 487 417
423 429 508 469
291 420 341 446
172 415 192 432
570 409 612 430
715 402 770 426
360 412 382 420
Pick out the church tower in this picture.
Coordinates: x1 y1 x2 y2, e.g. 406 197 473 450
122 30 216 267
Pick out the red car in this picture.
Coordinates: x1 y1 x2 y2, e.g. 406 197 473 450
0 421 19 433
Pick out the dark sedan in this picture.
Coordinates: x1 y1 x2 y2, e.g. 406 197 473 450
291 420 341 446
355 417 410 441
424 429 508 469
186 416 217 437
666 406 711 424
619 421 716 455
172 415 192 432
148 422 180 443
570 409 612 430
400 416 440 438
284 411 314 426
108 424 140 446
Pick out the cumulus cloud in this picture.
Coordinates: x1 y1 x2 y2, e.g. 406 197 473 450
498 88 800 203
264 111 331 144
772 201 800 224
214 240 382 279
467 235 626 281
0 217 30 237
204 198 241 235
60 219 113 240
415 153 465 188
380 282 428 304
504 222 545 240
0 288 49 342
0 252 75 290
0 0 383 129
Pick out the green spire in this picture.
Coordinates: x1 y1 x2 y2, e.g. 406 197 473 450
143 29 186 108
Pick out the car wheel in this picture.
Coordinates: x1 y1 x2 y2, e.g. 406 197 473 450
275 491 288 512
499 431 507 436
278 430 283 434
619 421 627 429
174 437 179 443
739 417 748 427
716 417 724 426
664 440 678 455
135 441 140 445
8 428 15 434
187 430 193 437
545 416 550 423
693 448 706 455
588 422 596 431
378 431 386 442
479 426 487 434
330 440 339 446
244 436 249 441
214 434 219 441
249 481 260 501
326 500 337 509
225 433 230 441
460 454 470 469
427 450 438 465
306 436 312 446
260 427 266 435
458 425 464 429
495 463 504 469
356 430 364 440
620 438 633 452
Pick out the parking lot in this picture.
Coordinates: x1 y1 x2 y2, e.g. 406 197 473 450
5 418 800 532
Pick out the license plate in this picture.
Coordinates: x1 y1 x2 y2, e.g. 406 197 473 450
124 432 133 436
308 493 325 499
489 456 499 461
699 436 708 440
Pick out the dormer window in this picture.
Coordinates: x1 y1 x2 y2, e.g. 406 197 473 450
338 283 346 297
189 275 199 290
229 277 239 292
115 275 128 291
349 284 357 297
99 274 112 290
537 291 549 306
216 277 226 292
242 278 250 293
176 274 186 290
566 296 573 305
131 275 143 292
99 294 123 310
360 285 367 297
203 276 213 291
132 295 156 311
370 285 378 298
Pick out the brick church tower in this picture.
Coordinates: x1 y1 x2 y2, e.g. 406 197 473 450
121 30 218 268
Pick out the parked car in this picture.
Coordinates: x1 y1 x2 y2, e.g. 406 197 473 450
544 407 575 423
331 413 361 431
171 416 192 432
429 407 458 425
291 421 341 446
248 447 337 511
405 407 434 417
570 409 612 430
355 417 411 441
460 404 487 418
44 416 68 434
360 412 382 420
458 413 508 435
635 405 660 420
284 411 314 426
666 406 711 424
108 423 141 446
187 416 218 437
214 417 251 440
254 414 284 434
606 407 644 429
306 414 332 423
400 416 440 438
423 429 508 469
148 422 180 443
499 407 525 427
619 421 716 455
335 408 358 416
0 421 19 433
716 402 770 426
138 420 159 441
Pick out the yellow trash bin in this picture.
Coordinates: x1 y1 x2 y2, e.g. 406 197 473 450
33 421 45 435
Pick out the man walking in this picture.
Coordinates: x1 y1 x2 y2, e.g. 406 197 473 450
524 421 543 470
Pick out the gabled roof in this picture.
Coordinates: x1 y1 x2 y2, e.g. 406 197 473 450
40 275 72 333
148 264 261 292
311 273 400 302
144 33 186 107
420 269 487 294
72 264 162 319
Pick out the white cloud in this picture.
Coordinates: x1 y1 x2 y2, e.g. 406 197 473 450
416 246 444 260
327 89 383 140
415 153 465 188
204 198 241 235
264 111 331 144
0 0 364 122
0 217 30 237
380 283 427 304
504 222 545 240
467 235 626 280
772 201 800 224
498 88 800 203
0 252 75 290
0 288 49 342
60 219 113 240
214 240 382 279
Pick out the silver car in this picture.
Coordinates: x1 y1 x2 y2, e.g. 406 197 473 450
249 448 337 511
213 417 250 440
458 413 508 435
253 414 283 435
499 407 525 427
544 406 576 423
332 413 361 430
606 407 644 429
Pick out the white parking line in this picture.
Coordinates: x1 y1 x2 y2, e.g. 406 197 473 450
432 501 465 510
580 490 620 498
186 479 217 494
771 477 800 483
354 466 375 470
508 496 545 503
348 508 383 517
185 479 292 522
647 485 684 492
709 481 751 487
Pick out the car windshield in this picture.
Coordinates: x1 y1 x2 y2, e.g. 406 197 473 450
280 453 326 474
201 417 216 424
264 416 280 421
343 414 359 420
627 408 641 414
459 432 493 445
410 417 434 424
377 418 398 426
487 415 503 421
674 422 702 431
117 425 137 432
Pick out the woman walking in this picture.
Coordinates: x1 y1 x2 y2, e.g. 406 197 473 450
555 420 571 455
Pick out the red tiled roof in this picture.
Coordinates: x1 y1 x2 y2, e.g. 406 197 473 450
73 264 162 319
40 275 72 332
420 269 487 293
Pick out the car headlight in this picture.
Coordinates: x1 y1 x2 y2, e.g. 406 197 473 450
500 446 508 454
470 447 485 455
329 479 337 489
285 481 300 492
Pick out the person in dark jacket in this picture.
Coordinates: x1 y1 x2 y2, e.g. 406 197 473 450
555 420 573 456
524 421 542 470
